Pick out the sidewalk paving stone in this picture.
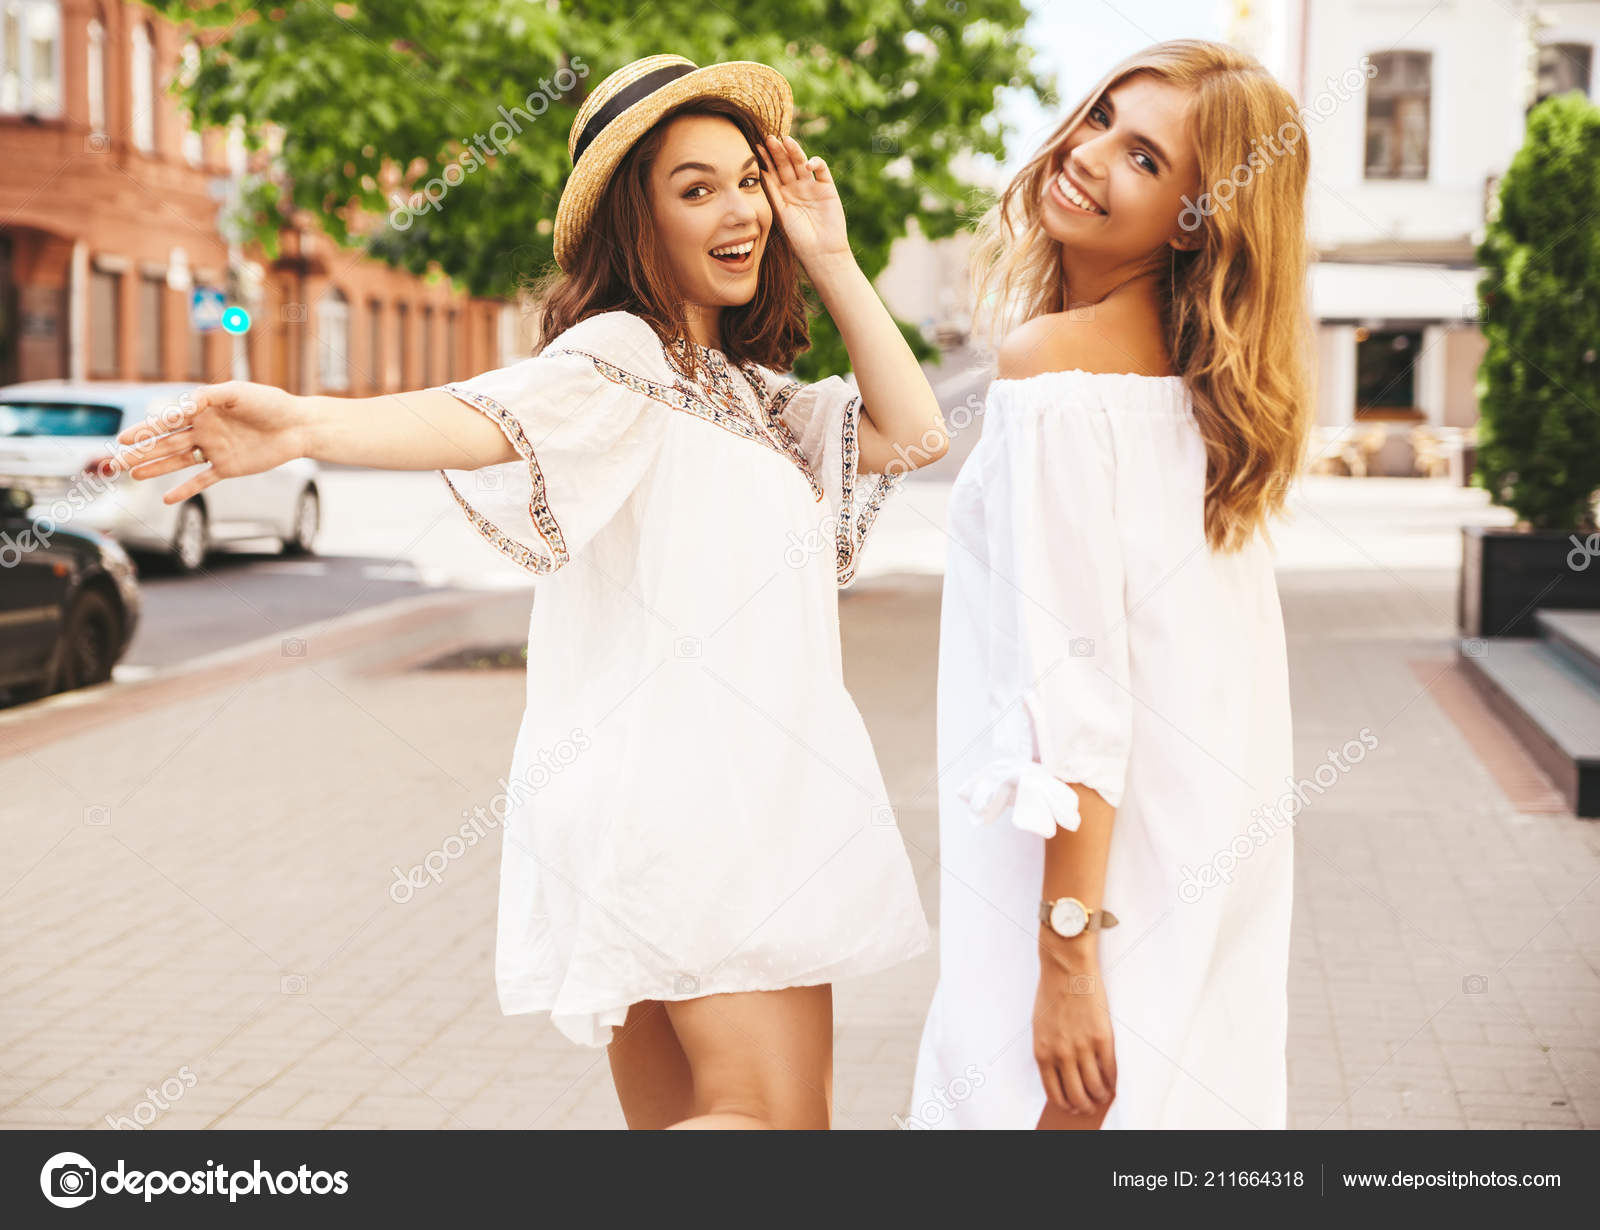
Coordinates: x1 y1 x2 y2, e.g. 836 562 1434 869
2 478 1595 1130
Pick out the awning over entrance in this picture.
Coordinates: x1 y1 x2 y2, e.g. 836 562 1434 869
1312 261 1484 324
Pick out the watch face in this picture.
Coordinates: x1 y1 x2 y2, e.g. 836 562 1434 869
1049 898 1089 937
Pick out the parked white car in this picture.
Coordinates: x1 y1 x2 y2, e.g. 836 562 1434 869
0 381 320 572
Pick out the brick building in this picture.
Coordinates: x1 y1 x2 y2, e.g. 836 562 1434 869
0 0 514 393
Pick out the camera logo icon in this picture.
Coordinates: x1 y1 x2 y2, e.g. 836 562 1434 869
40 1152 97 1208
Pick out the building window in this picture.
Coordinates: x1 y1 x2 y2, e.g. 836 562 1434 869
317 287 350 392
137 273 164 379
89 267 120 377
87 10 105 133
421 305 436 387
1365 51 1431 180
366 299 383 391
0 0 62 116
394 301 409 388
179 40 203 165
1354 327 1422 418
1536 43 1593 104
130 22 155 152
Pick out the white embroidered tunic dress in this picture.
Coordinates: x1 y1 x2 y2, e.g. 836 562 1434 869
910 370 1294 1129
431 309 929 1047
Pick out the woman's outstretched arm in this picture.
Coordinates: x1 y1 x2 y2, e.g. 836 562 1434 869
302 387 523 472
108 381 520 505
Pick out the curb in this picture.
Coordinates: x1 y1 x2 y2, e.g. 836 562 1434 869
0 588 492 760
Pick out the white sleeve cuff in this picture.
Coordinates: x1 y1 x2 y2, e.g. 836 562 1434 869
956 759 1084 838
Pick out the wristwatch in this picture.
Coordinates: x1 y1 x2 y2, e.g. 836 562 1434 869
1040 896 1119 938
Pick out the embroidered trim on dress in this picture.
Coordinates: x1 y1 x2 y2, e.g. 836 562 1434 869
435 383 570 574
546 344 825 501
437 326 899 584
835 393 903 584
736 362 820 499
661 337 824 504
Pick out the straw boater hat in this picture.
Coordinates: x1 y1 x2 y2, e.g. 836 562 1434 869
552 54 794 272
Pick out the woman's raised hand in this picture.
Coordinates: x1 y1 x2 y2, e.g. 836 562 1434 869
756 133 851 268
108 381 310 506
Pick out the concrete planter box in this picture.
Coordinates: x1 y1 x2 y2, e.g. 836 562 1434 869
1460 525 1600 637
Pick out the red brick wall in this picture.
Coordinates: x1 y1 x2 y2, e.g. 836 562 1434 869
0 1 509 391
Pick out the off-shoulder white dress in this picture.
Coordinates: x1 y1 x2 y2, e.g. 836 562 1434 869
910 370 1294 1129
430 309 929 1047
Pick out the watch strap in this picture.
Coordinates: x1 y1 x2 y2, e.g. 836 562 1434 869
1039 898 1120 931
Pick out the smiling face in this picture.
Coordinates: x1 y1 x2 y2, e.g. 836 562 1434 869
1041 73 1203 266
647 113 773 314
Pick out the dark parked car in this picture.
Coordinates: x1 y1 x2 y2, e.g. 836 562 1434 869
0 483 141 704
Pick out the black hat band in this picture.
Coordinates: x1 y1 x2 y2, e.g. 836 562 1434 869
571 62 698 166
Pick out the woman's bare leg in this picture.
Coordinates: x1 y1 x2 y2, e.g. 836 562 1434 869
607 999 695 1129
661 984 833 1129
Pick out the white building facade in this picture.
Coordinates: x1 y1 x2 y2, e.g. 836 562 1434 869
1238 0 1600 442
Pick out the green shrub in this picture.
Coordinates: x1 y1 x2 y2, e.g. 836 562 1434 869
1475 90 1600 531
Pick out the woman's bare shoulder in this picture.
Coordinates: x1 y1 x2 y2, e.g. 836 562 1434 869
997 300 1172 381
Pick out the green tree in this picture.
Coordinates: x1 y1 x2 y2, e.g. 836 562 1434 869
140 0 1046 379
1475 90 1600 531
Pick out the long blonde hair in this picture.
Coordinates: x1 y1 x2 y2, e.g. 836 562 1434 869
972 39 1312 552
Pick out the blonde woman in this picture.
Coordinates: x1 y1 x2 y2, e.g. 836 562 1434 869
911 40 1311 1129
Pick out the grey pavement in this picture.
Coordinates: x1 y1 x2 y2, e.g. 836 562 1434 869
1 477 1596 1129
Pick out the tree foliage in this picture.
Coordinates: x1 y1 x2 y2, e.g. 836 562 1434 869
1475 90 1600 531
139 0 1046 378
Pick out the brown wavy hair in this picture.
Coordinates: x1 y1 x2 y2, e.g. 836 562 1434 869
529 97 810 382
972 39 1313 552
